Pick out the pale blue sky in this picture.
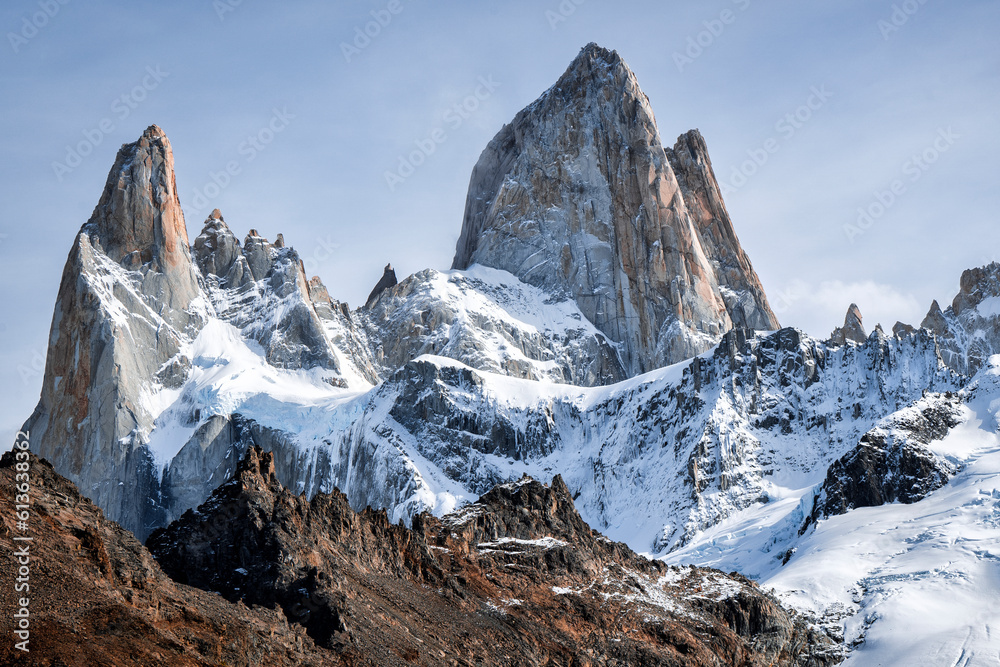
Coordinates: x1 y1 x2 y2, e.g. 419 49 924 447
2 0 998 446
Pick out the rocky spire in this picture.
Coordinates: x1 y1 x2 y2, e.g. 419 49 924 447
193 214 344 372
85 124 200 315
920 299 948 336
830 303 867 345
365 262 398 307
23 126 207 538
451 43 778 374
191 209 253 288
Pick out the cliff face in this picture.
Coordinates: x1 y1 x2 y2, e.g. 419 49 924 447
23 126 207 539
21 129 355 540
453 43 778 374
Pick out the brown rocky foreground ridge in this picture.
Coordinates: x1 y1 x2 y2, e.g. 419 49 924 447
1 448 840 666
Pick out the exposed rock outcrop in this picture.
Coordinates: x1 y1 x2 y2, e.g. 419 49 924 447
0 450 332 666
191 208 252 288
359 266 626 386
193 215 342 371
830 303 866 346
452 43 778 374
919 262 1000 375
147 446 839 665
364 262 398 307
86 124 202 322
805 392 964 526
22 126 207 540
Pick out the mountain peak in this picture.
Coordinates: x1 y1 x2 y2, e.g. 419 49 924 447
831 303 867 345
86 125 190 277
142 123 167 139
452 44 778 374
566 42 627 75
547 42 644 111
365 262 398 307
578 41 617 60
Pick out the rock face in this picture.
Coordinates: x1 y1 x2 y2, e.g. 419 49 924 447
22 126 207 540
364 262 398 306
452 43 778 374
147 446 839 665
830 303 866 346
806 393 964 524
193 216 343 371
191 208 253 288
85 124 202 319
919 262 1000 375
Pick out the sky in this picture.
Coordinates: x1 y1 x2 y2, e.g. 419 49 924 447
1 0 998 446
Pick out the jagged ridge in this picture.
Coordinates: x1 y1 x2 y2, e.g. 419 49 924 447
146 445 839 665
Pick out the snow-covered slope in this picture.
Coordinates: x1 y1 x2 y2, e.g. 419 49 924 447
921 262 1000 377
134 321 957 556
78 236 642 536
360 264 626 386
341 326 958 551
662 359 1000 665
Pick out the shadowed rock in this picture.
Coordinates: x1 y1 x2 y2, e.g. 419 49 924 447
805 392 964 528
364 262 398 307
0 450 359 666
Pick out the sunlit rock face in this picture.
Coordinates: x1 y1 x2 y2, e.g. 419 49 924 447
453 43 778 375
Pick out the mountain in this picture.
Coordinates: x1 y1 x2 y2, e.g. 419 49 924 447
148 446 839 665
22 44 783 540
453 43 779 374
21 129 358 539
16 43 1000 664
1 448 839 665
918 262 1000 376
22 126 209 540
1 450 358 666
